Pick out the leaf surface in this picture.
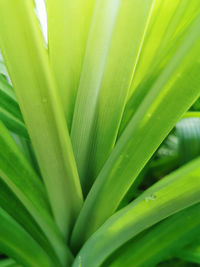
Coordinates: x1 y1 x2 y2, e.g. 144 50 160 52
0 0 83 238
0 121 72 266
47 0 95 129
104 203 200 267
0 208 52 267
71 0 155 193
0 75 28 138
72 158 200 266
71 14 200 247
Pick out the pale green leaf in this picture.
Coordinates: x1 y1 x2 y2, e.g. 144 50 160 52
0 0 83 238
71 14 200 247
47 0 96 129
128 0 200 99
71 0 155 194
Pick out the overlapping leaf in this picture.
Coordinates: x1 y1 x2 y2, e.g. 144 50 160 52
0 1 200 266
71 13 200 247
71 0 155 194
0 121 72 266
103 203 200 267
0 179 62 266
0 0 83 238
0 74 28 138
47 0 96 129
177 242 200 264
72 158 200 266
0 208 52 267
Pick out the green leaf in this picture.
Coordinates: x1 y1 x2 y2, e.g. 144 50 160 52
72 158 200 266
103 203 200 267
177 242 200 264
127 0 200 99
0 74 28 138
183 111 200 118
119 3 200 137
46 0 96 129
0 208 52 267
71 0 155 194
0 121 72 266
71 13 200 247
127 0 180 99
0 258 19 267
11 137 41 176
0 0 83 237
0 179 62 266
176 118 200 164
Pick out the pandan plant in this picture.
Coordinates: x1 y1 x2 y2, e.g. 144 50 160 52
0 0 200 266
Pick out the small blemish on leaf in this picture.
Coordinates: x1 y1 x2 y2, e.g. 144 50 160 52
145 194 157 202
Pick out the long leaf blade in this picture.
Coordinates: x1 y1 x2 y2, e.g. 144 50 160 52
47 0 95 129
0 0 83 237
0 121 72 266
71 0 155 194
104 203 200 267
71 14 200 247
72 158 200 266
0 179 62 266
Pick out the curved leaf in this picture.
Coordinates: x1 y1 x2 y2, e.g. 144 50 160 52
71 13 200 247
72 158 200 266
103 203 200 267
